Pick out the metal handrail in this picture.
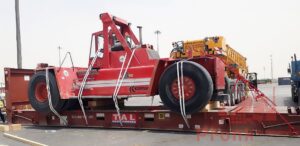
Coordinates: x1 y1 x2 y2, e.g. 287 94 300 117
58 52 75 72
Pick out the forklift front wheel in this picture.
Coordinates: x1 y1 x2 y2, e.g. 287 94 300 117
28 71 66 113
159 61 213 114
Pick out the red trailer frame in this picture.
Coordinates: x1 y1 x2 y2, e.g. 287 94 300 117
4 68 300 137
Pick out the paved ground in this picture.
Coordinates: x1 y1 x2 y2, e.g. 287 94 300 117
0 83 299 146
259 83 297 106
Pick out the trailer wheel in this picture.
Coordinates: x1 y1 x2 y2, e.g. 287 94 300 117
225 77 235 106
159 61 213 114
237 85 242 103
229 85 235 106
234 84 242 104
224 77 230 95
224 77 232 106
28 71 66 113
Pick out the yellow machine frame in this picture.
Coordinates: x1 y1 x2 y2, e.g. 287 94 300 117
171 36 248 76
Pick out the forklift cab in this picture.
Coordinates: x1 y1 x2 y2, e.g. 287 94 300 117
87 13 159 70
247 72 258 88
89 13 141 69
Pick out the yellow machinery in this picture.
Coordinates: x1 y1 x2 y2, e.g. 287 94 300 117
171 36 248 77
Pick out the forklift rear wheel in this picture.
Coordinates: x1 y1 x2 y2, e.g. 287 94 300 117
159 61 213 114
28 71 66 113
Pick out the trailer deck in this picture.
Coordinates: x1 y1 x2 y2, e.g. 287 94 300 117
9 98 300 137
3 68 300 137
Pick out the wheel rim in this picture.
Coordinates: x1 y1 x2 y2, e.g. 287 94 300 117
171 76 196 101
35 82 48 102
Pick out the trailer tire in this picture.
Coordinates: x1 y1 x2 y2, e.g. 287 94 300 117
237 85 242 102
159 61 213 114
224 77 233 106
28 71 66 113
224 77 230 93
224 77 235 106
229 85 235 106
234 84 242 104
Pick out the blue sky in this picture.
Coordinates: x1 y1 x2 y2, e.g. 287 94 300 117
1 0 300 83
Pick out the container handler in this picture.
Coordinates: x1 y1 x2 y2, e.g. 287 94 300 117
24 13 226 118
288 54 300 105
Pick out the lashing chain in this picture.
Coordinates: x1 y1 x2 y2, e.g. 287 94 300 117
45 67 68 125
112 49 137 126
77 48 103 125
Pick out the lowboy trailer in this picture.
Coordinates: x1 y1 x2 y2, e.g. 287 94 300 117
3 13 300 137
4 68 300 136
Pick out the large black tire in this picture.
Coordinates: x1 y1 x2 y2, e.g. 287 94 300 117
234 83 242 104
28 71 66 113
159 61 213 114
229 85 236 106
224 77 231 106
237 84 242 103
224 77 235 106
224 77 230 94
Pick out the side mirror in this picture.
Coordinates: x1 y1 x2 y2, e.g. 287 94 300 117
246 72 258 88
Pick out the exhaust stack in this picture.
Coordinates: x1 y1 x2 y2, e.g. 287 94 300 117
137 26 143 45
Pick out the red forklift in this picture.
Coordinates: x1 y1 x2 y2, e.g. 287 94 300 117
27 13 225 115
